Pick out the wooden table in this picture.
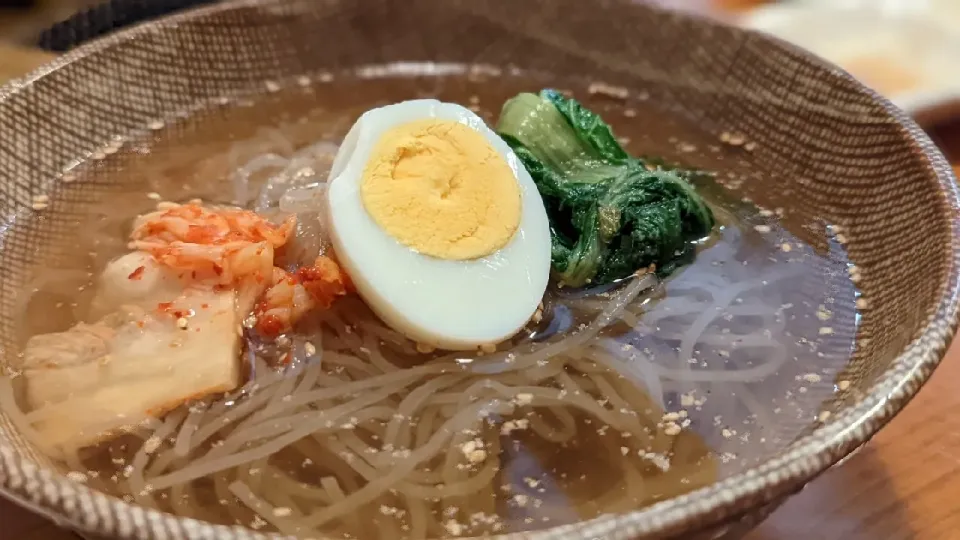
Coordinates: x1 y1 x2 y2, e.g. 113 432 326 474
0 43 54 83
3 11 960 537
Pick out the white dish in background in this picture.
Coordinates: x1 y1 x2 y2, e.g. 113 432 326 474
739 3 960 120
790 0 960 30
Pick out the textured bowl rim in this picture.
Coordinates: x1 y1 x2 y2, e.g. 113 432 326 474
1 1 958 539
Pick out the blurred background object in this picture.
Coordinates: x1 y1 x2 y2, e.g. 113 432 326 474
656 0 960 160
739 1 960 126
0 0 98 44
0 43 53 81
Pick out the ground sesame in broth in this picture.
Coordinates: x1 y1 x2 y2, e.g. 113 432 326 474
9 70 863 539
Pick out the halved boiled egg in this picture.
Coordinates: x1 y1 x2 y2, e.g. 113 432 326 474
325 100 551 351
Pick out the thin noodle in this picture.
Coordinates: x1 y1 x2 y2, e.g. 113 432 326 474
301 400 515 528
230 481 310 535
174 403 208 457
0 174 834 540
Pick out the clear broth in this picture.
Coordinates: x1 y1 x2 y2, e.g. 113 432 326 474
10 70 858 539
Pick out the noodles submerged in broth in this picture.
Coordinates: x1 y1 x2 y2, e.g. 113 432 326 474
0 75 858 539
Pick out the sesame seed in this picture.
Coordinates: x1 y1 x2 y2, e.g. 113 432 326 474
588 82 628 99
819 327 834 336
148 120 165 131
802 373 822 383
837 380 851 391
444 520 464 536
661 411 680 422
720 131 746 146
146 192 162 200
66 471 88 483
818 411 831 422
754 224 772 233
265 81 280 93
781 243 793 252
515 393 534 406
177 317 189 330
297 76 311 87
501 418 529 435
663 422 682 436
143 436 162 454
272 507 292 517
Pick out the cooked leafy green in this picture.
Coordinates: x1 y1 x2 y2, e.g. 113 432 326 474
496 89 715 288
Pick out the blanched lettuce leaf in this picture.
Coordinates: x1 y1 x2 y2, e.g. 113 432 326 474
497 89 715 287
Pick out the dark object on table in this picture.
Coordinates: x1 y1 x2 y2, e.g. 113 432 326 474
38 0 219 51
0 0 35 9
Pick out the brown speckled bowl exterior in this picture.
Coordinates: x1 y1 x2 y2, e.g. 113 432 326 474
0 0 958 538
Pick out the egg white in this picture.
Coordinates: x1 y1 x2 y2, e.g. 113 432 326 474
325 100 551 351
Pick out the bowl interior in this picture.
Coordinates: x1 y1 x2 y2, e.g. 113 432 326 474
0 0 955 539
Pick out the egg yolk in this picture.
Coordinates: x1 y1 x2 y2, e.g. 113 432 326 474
360 119 522 260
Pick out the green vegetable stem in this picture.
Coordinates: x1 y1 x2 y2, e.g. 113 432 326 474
496 89 715 288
